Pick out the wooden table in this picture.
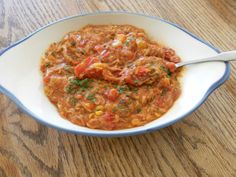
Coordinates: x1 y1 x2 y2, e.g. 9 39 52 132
0 0 235 176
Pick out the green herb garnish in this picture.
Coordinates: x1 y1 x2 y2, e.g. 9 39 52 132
161 65 171 77
125 41 130 46
65 78 92 94
124 36 135 46
161 88 168 96
70 78 91 89
81 50 86 55
45 62 51 68
132 87 138 93
119 99 126 104
134 80 139 84
112 107 117 113
87 93 96 102
117 86 127 94
51 52 56 57
71 41 76 46
104 85 109 89
117 104 124 110
136 108 142 113
69 97 77 106
64 85 72 93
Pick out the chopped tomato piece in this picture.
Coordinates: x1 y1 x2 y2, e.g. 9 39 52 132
165 62 176 73
43 75 51 84
124 74 134 85
85 68 103 78
136 66 149 76
74 57 99 78
74 62 87 78
94 45 104 52
102 112 114 121
105 88 119 101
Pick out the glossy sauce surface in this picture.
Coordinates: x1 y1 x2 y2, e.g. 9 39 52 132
40 25 182 130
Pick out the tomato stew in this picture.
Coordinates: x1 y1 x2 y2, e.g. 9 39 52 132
40 25 182 130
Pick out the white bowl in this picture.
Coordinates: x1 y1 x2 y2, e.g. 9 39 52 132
0 12 230 137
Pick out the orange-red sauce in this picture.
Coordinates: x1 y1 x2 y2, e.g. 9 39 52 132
40 25 181 130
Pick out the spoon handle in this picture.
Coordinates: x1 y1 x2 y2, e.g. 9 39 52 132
176 51 236 68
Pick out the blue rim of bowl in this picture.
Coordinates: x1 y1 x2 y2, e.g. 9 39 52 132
0 11 231 137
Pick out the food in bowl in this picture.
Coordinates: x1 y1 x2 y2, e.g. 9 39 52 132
40 25 182 130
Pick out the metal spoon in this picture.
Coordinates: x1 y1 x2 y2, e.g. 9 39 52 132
175 51 236 68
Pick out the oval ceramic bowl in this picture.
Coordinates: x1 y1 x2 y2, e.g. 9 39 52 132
0 12 230 137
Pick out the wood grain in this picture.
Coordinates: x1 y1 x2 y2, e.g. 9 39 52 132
0 0 236 176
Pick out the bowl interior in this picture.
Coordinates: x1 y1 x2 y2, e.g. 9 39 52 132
0 12 227 136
